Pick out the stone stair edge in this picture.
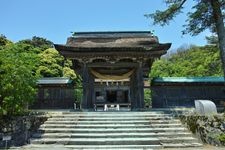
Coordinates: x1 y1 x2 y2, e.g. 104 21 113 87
29 110 202 149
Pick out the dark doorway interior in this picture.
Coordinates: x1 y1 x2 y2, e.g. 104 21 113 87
106 90 129 103
124 91 129 103
107 90 117 103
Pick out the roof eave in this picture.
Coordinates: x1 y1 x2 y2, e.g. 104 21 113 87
54 43 171 52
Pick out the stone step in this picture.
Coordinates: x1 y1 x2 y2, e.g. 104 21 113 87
45 120 181 124
40 123 183 129
31 137 160 145
32 132 193 139
47 116 175 121
162 143 203 148
37 127 188 133
67 143 202 149
29 111 202 149
50 114 171 118
48 113 167 117
24 143 204 150
25 144 162 149
58 111 166 115
158 137 198 143
31 137 198 145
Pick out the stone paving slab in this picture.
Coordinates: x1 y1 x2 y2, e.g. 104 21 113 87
9 145 225 150
164 145 225 150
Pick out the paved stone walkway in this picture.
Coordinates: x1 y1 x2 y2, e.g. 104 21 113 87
165 145 225 150
9 144 225 150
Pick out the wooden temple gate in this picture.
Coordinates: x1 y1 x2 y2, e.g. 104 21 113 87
55 31 171 110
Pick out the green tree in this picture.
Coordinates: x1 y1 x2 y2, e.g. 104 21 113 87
17 36 77 80
17 36 53 52
37 48 64 77
63 59 77 80
0 43 39 115
146 0 225 76
0 34 12 47
206 35 219 45
150 45 223 77
0 36 77 115
37 48 77 79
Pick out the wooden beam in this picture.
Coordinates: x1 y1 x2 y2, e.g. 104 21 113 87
93 68 132 75
87 62 139 68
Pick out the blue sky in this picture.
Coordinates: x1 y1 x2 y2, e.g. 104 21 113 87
0 0 211 50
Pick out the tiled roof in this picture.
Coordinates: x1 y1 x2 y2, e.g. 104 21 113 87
37 77 73 85
152 77 224 83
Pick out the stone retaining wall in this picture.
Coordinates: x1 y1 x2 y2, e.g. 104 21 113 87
179 113 225 146
0 113 48 148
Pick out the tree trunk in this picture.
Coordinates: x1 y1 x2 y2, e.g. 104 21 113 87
210 0 225 77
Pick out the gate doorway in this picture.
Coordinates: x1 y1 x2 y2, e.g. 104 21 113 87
106 90 129 103
107 90 117 103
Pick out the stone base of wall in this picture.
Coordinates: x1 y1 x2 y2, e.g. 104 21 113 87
179 113 225 146
0 113 48 148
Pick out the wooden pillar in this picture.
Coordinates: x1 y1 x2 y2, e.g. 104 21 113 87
89 75 95 108
130 63 144 110
130 72 136 110
81 63 94 110
136 62 145 109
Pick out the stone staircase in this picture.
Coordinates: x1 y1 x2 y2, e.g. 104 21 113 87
29 111 202 149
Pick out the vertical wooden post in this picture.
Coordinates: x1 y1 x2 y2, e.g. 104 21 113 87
130 72 136 110
89 74 94 108
81 63 94 109
136 62 145 109
81 63 88 109
130 62 145 110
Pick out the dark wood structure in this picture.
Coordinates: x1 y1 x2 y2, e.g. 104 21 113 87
32 78 75 109
55 31 171 110
151 77 225 108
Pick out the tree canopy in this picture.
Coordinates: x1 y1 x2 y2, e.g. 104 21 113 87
150 45 223 77
146 0 225 76
0 36 77 116
17 36 53 52
0 43 39 115
146 0 224 35
36 48 77 80
0 34 12 47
